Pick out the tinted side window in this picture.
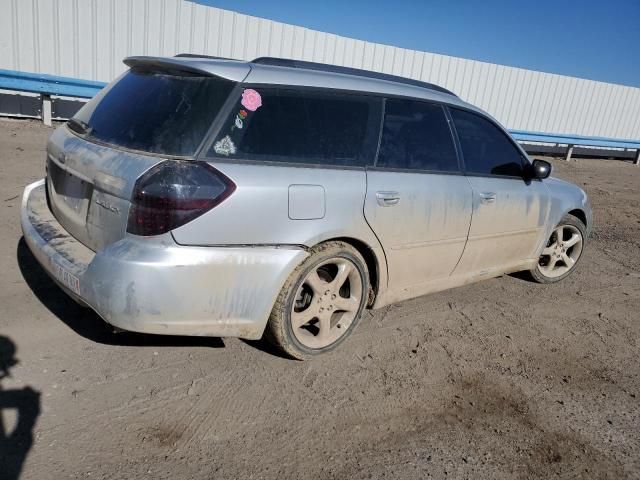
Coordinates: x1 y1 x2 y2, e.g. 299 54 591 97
450 108 524 177
377 99 459 172
208 87 377 167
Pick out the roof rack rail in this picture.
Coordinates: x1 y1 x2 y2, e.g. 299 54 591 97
251 57 456 96
175 53 237 61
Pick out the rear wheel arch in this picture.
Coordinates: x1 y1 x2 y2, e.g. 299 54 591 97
311 236 381 307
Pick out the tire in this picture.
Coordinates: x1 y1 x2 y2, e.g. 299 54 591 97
265 241 370 360
530 214 587 284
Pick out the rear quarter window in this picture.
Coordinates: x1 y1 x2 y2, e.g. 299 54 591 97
71 68 234 157
207 87 380 167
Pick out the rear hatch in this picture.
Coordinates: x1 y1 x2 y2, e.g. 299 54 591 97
46 58 241 251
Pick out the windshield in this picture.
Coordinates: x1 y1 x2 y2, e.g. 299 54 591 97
70 68 234 157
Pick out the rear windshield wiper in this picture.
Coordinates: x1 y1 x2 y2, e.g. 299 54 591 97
67 118 93 135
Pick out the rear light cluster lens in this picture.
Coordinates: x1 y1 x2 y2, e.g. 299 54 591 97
127 161 235 236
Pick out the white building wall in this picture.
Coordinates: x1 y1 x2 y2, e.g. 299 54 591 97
1 0 639 140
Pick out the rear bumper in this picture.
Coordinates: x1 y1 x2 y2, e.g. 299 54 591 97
21 179 308 339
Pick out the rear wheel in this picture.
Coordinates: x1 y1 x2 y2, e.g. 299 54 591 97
265 241 369 359
530 214 586 283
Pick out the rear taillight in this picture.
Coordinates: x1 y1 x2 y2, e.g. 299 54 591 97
127 161 235 236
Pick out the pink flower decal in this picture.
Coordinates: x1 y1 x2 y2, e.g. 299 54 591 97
241 89 262 111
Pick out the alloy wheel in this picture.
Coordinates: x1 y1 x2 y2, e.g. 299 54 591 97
291 257 363 349
538 224 584 278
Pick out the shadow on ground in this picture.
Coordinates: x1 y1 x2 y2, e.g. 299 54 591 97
16 237 225 349
0 335 40 480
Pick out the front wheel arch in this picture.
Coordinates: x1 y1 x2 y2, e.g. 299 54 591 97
567 209 588 230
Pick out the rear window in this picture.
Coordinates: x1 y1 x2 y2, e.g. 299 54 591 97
71 68 234 156
207 87 379 167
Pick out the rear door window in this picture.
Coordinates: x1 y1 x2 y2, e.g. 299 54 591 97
71 68 234 157
377 99 459 172
450 108 525 177
207 87 380 167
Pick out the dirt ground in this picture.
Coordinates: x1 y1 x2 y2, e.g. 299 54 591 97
0 118 638 480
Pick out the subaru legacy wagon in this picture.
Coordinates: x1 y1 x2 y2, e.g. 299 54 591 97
21 55 592 359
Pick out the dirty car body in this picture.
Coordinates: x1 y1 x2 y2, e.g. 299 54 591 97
21 55 592 343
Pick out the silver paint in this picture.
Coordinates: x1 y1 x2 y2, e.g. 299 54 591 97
20 55 592 340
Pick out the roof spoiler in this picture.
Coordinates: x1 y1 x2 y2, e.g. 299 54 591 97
174 53 236 61
123 56 251 82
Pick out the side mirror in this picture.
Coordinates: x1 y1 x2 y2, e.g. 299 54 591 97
529 159 552 180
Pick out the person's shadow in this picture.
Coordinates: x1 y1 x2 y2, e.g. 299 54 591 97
0 336 40 480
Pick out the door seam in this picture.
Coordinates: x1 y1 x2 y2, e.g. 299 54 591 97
449 176 475 275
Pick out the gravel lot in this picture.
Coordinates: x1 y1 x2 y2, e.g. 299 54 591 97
1 118 638 479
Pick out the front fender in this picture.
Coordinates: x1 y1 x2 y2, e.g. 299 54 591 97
540 177 592 252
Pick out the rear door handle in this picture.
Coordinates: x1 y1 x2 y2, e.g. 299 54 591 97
479 192 497 204
376 191 400 207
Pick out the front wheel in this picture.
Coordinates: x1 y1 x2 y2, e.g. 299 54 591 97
530 214 586 283
265 241 370 360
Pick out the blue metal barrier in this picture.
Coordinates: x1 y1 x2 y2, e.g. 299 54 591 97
0 69 106 98
0 68 638 163
509 129 640 150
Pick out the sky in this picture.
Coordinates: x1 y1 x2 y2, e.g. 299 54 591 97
194 0 640 88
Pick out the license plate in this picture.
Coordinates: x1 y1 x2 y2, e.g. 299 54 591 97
53 262 81 296
48 159 92 217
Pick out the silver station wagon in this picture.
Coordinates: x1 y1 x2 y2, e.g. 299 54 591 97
21 55 592 359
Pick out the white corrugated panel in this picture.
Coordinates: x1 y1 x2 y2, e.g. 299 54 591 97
0 0 639 140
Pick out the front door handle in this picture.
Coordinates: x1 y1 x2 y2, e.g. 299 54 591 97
376 191 400 207
479 192 497 204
